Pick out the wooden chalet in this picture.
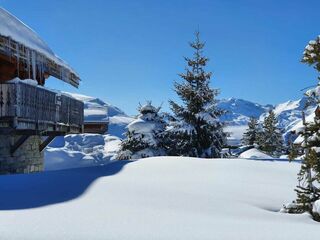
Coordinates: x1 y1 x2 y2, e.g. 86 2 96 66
0 8 84 153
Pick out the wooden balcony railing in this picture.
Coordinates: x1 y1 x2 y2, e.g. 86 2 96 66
0 81 84 135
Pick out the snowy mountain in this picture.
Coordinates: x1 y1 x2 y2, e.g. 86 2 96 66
218 97 316 145
218 98 272 126
259 96 315 132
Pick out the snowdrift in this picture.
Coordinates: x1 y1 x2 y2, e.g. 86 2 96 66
45 93 134 170
0 157 315 240
239 148 273 159
45 134 121 170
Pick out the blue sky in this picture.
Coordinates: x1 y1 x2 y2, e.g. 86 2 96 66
1 0 319 115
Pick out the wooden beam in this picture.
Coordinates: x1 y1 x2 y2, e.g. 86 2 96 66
39 136 56 152
11 135 29 155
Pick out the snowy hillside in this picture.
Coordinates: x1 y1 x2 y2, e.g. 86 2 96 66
0 157 317 240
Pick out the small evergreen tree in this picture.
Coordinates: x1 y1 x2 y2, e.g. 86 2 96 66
165 31 226 158
258 110 284 157
242 117 260 146
117 102 166 160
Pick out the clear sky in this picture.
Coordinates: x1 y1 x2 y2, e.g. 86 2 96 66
1 0 319 115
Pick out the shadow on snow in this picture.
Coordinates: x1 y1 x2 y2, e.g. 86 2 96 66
0 160 132 210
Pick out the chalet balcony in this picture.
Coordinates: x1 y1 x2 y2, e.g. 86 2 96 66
0 81 84 136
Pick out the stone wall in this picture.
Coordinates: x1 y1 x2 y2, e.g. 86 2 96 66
0 135 44 174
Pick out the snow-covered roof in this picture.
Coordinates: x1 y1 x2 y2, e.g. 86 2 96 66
0 7 80 87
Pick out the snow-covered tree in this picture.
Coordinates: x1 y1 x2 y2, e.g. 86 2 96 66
258 110 284 157
242 117 261 146
302 35 320 79
294 36 320 219
165 31 226 158
117 102 166 160
283 36 320 220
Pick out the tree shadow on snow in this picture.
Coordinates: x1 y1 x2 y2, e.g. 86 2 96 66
0 160 132 210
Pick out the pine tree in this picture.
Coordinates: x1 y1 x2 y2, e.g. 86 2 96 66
117 102 166 160
258 110 284 157
241 117 260 146
165 31 226 158
292 37 320 217
284 36 320 220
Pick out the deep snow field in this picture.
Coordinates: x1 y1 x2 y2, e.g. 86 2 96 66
0 157 319 240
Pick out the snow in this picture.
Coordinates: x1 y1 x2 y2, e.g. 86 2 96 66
126 118 162 146
45 94 134 169
8 78 38 86
313 200 320 215
45 134 121 171
128 118 160 134
0 157 317 239
0 7 77 76
108 115 135 138
239 148 273 159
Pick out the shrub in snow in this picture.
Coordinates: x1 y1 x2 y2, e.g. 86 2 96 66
280 202 303 214
164 31 226 158
258 110 284 157
116 102 166 160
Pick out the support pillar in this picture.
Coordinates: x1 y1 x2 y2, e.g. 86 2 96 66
0 135 44 174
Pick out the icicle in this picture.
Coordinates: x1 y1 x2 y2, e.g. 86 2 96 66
26 48 31 79
16 43 19 78
31 50 36 80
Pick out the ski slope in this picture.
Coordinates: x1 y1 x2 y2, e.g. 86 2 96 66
0 157 318 240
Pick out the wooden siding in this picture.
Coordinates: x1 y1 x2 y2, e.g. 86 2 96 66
84 122 108 134
0 82 83 134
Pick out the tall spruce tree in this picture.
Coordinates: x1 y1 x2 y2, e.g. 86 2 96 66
165 31 226 158
242 117 260 146
259 110 283 157
291 35 320 219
